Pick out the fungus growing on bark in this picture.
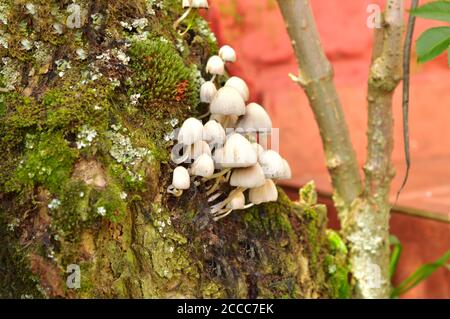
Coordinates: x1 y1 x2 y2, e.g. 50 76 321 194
167 44 291 221
167 166 191 197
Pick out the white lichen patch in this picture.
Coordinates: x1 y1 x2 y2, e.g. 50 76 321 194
48 198 62 210
97 206 106 216
130 93 141 106
55 59 71 77
106 129 152 165
76 125 97 149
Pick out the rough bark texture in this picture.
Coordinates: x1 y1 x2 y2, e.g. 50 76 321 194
0 0 340 298
277 0 404 298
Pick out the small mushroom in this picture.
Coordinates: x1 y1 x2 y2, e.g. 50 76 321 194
219 45 236 63
230 163 266 189
200 81 217 103
277 159 292 180
259 150 285 179
249 179 278 205
225 76 249 102
236 102 272 132
175 0 209 30
203 120 226 147
190 140 212 161
190 153 215 178
206 55 225 76
252 143 265 161
167 166 190 197
210 87 246 116
211 163 265 216
212 190 254 221
172 117 204 164
221 133 257 168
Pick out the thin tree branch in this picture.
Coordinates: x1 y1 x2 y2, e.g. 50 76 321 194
276 0 362 216
365 0 404 199
396 0 419 202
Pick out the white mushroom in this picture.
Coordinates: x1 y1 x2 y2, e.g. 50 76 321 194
175 0 209 29
225 76 249 102
230 163 265 189
219 45 236 63
203 120 226 147
249 179 278 205
206 55 225 76
190 153 214 178
210 87 245 116
211 163 265 217
167 166 190 197
236 103 272 132
259 150 285 179
221 133 257 168
177 117 204 145
252 143 265 161
212 189 254 221
278 159 292 180
200 81 217 103
190 140 212 161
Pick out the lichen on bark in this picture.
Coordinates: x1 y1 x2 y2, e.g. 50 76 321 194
0 0 337 298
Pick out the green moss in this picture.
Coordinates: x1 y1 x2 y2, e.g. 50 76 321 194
6 132 78 194
325 230 351 299
128 37 199 107
93 183 128 223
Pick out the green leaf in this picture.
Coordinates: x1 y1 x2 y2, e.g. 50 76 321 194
411 1 450 23
416 27 450 63
448 46 450 66
391 250 450 298
389 235 403 279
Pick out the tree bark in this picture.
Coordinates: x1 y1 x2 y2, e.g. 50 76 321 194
277 0 404 298
0 0 335 298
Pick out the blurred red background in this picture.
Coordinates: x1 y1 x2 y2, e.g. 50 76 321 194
205 0 450 298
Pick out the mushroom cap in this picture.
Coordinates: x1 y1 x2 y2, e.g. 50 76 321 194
227 190 246 210
182 0 191 8
221 133 257 168
190 153 214 178
172 166 190 190
252 143 265 160
259 150 285 178
212 147 224 170
191 0 209 8
190 140 212 161
219 45 236 63
236 103 272 132
278 159 292 180
200 81 217 103
225 76 249 101
203 120 226 146
210 87 246 116
230 163 265 188
206 55 225 75
177 117 204 145
209 113 238 129
249 179 278 205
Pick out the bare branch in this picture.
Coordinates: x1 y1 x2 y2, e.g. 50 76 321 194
276 0 362 216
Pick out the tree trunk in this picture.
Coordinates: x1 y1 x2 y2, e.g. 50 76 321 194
0 0 338 298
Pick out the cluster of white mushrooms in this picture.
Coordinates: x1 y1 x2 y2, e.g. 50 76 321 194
167 43 291 221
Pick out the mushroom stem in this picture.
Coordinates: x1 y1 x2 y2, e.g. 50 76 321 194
210 187 246 215
207 191 223 202
205 168 231 180
173 7 192 29
206 175 223 195
212 203 255 221
210 74 217 82
167 185 183 197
